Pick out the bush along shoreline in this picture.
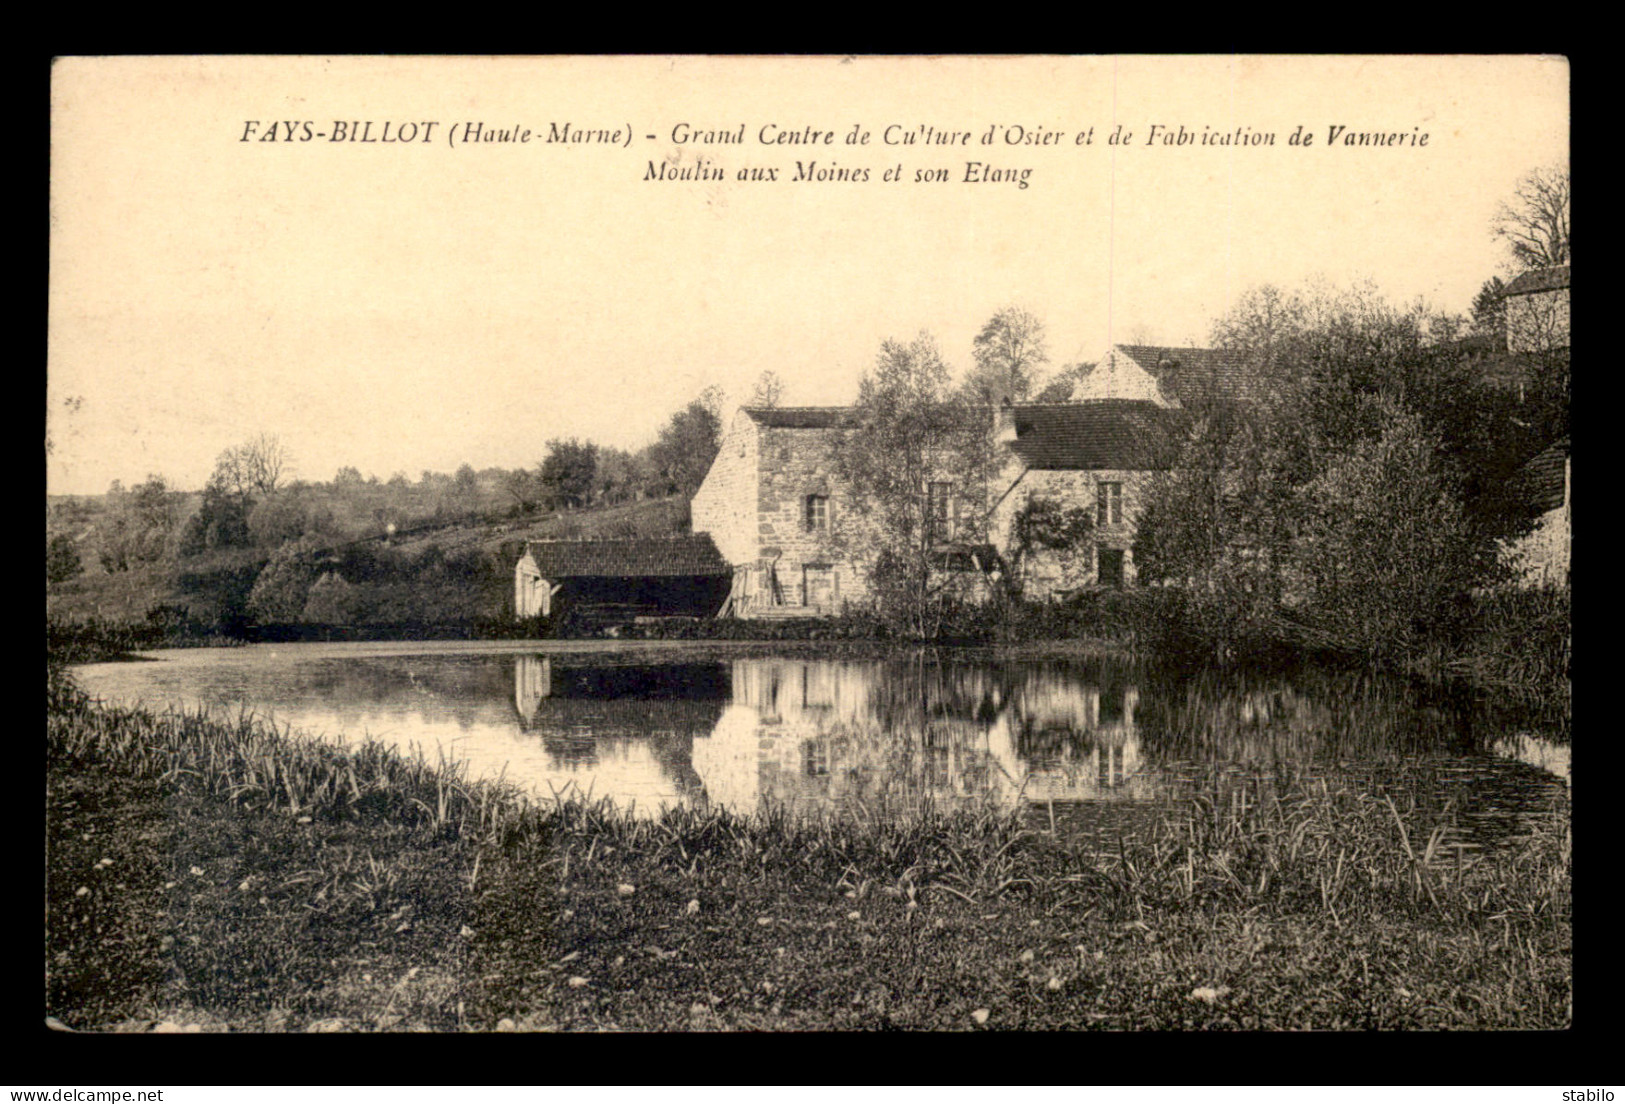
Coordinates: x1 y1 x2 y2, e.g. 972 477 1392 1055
46 667 1570 1032
51 573 1570 714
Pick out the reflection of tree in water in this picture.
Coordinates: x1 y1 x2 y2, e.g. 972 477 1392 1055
1119 663 1571 848
298 656 509 703
1008 668 1134 757
702 656 1570 846
86 648 1567 843
252 650 1563 845
278 655 514 731
1130 663 1568 765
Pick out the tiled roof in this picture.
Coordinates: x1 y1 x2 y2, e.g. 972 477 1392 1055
1504 265 1570 296
523 536 731 578
1007 400 1182 471
1514 437 1569 515
1114 345 1257 405
742 406 853 428
747 400 1181 470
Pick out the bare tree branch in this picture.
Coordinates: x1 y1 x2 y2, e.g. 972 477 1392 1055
1492 164 1570 270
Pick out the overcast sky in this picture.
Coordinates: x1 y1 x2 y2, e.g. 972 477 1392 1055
47 55 1569 495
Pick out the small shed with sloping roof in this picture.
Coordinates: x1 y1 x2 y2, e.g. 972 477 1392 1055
514 536 732 622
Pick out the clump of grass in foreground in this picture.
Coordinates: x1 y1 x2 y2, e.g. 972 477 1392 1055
470 779 1567 1030
1097 778 1570 934
48 672 1569 1031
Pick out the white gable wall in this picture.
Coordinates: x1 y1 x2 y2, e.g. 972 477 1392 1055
691 408 762 567
1072 347 1169 405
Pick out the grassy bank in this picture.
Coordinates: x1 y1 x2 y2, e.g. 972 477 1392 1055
45 613 245 664
46 668 1569 1032
1443 587 1571 710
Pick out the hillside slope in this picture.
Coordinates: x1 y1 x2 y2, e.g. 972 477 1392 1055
47 496 690 632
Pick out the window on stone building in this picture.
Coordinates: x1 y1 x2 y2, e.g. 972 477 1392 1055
927 482 955 541
1097 481 1122 526
804 742 830 777
805 494 830 531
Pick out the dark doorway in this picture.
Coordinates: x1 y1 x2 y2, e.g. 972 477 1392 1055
1098 548 1125 588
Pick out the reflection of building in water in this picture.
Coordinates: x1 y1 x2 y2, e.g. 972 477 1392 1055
508 657 722 808
992 669 1155 802
692 659 1155 815
514 655 551 726
693 660 1002 814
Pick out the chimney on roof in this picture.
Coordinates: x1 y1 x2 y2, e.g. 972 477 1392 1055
995 398 1017 443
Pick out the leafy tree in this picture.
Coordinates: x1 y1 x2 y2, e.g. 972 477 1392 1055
1471 276 1508 339
963 307 1049 405
647 388 725 499
247 487 337 548
246 538 323 623
501 467 542 516
95 484 135 572
1134 406 1287 660
178 474 252 554
1211 278 1453 446
46 534 83 586
1223 281 1565 547
833 332 997 637
1288 397 1481 660
592 446 645 506
1140 279 1513 663
96 475 177 570
1492 164 1570 270
334 466 365 487
1207 283 1309 389
302 571 363 624
539 438 599 510
1032 361 1096 402
129 475 176 537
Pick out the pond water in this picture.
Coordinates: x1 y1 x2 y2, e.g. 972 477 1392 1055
72 642 1569 847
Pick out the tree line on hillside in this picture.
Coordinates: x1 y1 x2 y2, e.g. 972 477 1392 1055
46 382 744 583
503 385 730 516
244 539 501 628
